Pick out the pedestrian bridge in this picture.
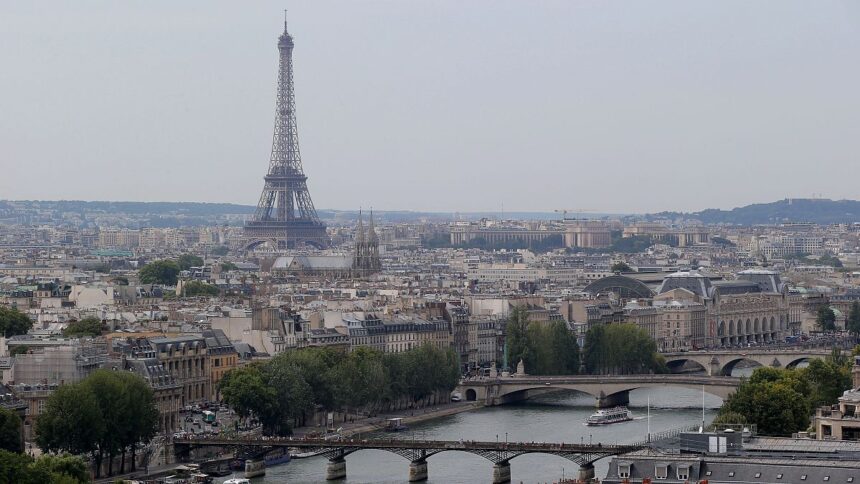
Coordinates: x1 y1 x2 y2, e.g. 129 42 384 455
456 374 740 408
661 348 832 376
174 435 649 483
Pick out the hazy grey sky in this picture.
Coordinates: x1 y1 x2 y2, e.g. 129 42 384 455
2 1 859 214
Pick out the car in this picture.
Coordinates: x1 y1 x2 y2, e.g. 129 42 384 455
212 421 220 427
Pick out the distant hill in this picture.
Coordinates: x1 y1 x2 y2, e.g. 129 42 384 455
0 200 256 216
651 199 860 225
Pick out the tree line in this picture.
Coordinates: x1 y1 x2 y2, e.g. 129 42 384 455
715 349 852 435
505 307 666 376
36 370 159 478
505 307 580 375
582 323 667 375
219 344 460 436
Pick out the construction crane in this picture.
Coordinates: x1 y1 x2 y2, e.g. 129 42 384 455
554 209 595 221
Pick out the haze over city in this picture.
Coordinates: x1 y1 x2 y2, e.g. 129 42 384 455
2 1 859 213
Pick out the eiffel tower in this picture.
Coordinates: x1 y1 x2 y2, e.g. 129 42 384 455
244 14 328 250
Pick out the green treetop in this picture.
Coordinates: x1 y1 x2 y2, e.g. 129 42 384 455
138 260 181 286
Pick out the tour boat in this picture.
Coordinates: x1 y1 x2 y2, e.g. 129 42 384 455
586 406 633 426
385 417 409 432
224 479 251 484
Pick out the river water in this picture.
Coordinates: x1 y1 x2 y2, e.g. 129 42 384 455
215 386 722 484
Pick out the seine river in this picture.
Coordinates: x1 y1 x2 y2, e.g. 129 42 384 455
215 387 722 484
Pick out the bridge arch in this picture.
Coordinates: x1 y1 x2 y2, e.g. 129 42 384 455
719 357 763 376
785 356 814 368
665 358 709 374
465 388 477 401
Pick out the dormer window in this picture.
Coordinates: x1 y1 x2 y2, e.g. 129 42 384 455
655 464 668 480
618 463 631 479
677 465 690 481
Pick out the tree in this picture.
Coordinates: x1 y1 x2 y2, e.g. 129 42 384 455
847 301 860 336
800 357 851 409
219 365 278 431
611 261 632 273
0 451 90 484
816 305 837 332
0 408 21 453
505 306 533 372
711 411 747 427
138 260 180 285
115 372 159 473
63 317 104 338
221 262 238 271
181 281 219 297
719 368 811 436
211 245 229 256
30 454 90 484
0 307 33 338
36 371 158 477
35 384 103 466
176 254 204 271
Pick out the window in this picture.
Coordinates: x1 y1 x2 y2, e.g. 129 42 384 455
777 474 783 479
706 471 712 476
677 466 690 481
618 464 630 479
729 472 735 477
655 465 668 480
755 473 761 478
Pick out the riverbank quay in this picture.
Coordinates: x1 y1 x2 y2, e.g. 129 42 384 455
291 400 480 438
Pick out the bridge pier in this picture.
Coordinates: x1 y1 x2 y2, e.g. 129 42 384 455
326 457 347 481
579 463 595 481
492 461 511 484
409 460 428 481
709 356 721 376
597 390 629 408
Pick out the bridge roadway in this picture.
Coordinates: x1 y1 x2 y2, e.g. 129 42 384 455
661 347 833 376
456 374 740 408
173 435 645 483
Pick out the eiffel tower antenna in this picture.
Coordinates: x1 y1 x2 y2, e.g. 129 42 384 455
244 13 328 251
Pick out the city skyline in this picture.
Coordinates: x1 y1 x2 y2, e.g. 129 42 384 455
2 1 859 213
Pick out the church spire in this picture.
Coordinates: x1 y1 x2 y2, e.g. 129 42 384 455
367 208 379 244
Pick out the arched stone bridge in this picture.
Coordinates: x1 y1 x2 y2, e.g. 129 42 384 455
661 348 832 376
456 374 739 408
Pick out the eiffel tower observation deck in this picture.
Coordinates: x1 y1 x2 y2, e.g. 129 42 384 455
244 14 328 250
